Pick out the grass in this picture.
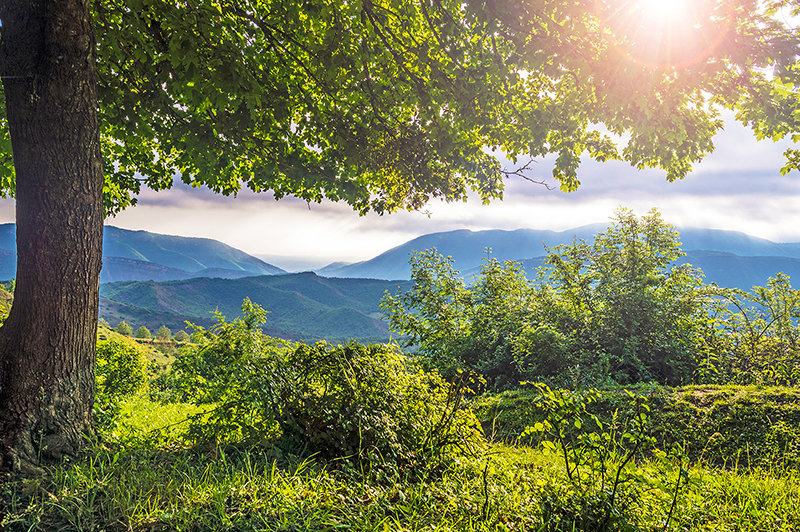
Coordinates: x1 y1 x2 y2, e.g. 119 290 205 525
3 396 800 531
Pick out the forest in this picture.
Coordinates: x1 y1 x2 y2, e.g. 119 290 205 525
2 211 800 530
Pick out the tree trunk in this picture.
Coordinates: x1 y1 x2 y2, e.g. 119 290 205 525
0 0 103 474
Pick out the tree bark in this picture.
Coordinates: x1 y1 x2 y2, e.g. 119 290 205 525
0 0 103 474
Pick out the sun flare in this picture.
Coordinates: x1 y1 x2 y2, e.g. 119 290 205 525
636 0 691 24
598 0 726 68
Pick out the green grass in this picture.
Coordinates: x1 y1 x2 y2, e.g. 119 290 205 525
474 384 800 469
3 395 800 531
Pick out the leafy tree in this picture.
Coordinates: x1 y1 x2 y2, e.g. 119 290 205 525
135 326 152 340
537 208 707 384
701 274 800 385
381 250 472 378
385 209 707 387
116 321 133 337
0 0 795 471
155 325 172 343
173 330 190 343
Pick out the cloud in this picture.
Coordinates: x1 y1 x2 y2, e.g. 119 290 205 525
0 115 797 271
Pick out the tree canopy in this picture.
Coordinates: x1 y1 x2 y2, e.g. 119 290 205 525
2 0 797 214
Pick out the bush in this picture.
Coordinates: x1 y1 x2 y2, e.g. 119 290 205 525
383 209 707 389
116 320 133 336
173 330 189 342
168 299 483 474
135 326 151 340
156 325 171 342
94 338 149 431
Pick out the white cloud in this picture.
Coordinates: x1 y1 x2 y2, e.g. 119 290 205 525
0 115 797 271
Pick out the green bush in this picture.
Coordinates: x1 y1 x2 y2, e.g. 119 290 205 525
135 326 152 339
167 299 483 473
94 338 149 431
96 338 148 397
173 330 190 342
116 320 133 336
156 325 171 342
383 209 708 389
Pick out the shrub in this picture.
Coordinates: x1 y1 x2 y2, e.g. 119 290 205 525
96 338 149 397
94 338 149 431
169 299 483 473
173 330 189 342
156 325 171 342
135 326 152 340
383 209 707 389
116 320 133 336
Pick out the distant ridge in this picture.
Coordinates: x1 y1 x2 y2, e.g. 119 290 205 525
316 226 800 289
99 272 409 342
0 224 285 282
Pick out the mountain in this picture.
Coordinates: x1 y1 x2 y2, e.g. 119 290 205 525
0 224 285 282
100 272 410 342
470 252 800 290
678 251 800 289
318 226 606 280
317 226 800 290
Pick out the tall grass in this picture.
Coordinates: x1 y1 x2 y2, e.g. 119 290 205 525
3 397 799 531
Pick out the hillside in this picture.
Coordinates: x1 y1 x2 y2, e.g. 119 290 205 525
0 224 285 282
318 226 800 289
100 273 410 343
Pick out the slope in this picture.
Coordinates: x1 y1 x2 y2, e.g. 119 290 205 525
100 273 410 343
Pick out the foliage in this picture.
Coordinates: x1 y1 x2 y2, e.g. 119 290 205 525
96 339 149 397
475 385 800 469
537 208 707 384
173 330 189 343
155 325 172 342
381 250 472 379
700 274 800 386
94 338 149 432
384 209 707 388
7 0 791 212
522 384 672 532
135 326 151 340
115 320 132 336
163 299 483 474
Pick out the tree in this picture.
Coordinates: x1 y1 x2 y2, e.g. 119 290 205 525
135 326 152 340
538 208 707 384
173 330 190 343
156 325 172 343
0 0 795 472
384 209 709 387
116 321 133 336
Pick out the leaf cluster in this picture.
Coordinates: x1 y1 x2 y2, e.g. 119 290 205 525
2 0 795 213
383 208 708 388
160 298 483 475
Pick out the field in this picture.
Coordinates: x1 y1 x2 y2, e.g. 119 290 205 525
3 376 799 530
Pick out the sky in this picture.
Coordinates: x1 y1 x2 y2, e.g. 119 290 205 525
0 113 797 271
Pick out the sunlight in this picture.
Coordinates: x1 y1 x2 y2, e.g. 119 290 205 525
636 0 691 26
599 0 729 68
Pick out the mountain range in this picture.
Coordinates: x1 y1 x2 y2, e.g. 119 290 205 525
317 226 800 289
3 222 800 342
99 273 409 343
0 224 284 282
